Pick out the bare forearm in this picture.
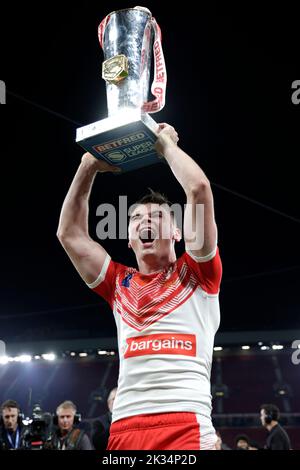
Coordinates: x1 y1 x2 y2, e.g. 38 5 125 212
161 138 210 196
57 159 98 239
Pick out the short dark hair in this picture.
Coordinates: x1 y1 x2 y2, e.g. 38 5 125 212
1 400 20 412
134 188 172 207
235 434 249 445
260 403 280 421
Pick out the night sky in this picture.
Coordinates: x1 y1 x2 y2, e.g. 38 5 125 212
1 2 299 342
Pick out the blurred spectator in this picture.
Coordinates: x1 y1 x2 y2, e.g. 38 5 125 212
235 434 249 450
0 400 24 450
48 400 93 450
260 404 291 450
92 387 117 451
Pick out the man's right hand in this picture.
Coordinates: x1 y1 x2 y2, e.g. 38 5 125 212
81 152 122 173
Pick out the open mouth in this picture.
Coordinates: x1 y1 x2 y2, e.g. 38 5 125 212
139 228 156 244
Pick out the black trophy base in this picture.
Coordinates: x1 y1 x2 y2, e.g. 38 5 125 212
76 110 164 173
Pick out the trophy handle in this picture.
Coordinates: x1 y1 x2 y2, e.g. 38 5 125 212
142 17 167 114
98 14 110 49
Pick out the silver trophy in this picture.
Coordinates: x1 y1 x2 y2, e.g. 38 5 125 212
76 6 167 172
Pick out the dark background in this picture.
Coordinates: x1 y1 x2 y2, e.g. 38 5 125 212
1 1 299 342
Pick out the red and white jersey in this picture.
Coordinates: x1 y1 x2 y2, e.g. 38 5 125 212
87 247 222 426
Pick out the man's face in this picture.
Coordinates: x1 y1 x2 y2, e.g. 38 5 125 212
128 203 179 261
57 407 75 433
237 439 249 450
2 407 19 432
260 408 268 427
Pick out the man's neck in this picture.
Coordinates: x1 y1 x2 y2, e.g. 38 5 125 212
60 428 71 437
267 421 278 432
137 253 176 275
7 426 18 434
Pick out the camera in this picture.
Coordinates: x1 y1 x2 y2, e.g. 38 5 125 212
22 404 52 450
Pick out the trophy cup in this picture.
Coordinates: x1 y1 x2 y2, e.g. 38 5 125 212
76 6 167 172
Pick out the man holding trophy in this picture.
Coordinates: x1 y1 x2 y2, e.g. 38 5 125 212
57 7 222 450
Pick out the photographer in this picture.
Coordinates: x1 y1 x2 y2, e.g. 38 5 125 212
48 401 93 450
0 400 24 450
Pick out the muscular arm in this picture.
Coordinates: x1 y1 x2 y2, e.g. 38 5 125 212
155 124 217 257
57 153 119 284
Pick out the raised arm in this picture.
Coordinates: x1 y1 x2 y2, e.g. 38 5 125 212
56 153 120 284
155 123 217 258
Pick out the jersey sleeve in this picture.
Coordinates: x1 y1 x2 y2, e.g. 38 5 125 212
183 246 222 294
85 254 118 308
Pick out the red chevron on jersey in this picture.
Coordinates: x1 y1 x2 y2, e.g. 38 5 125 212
88 248 222 424
115 258 198 331
124 333 196 358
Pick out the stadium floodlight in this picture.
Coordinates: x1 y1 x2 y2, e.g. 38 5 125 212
0 355 9 365
16 355 32 362
241 345 250 350
213 346 223 351
272 345 284 350
42 353 56 361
